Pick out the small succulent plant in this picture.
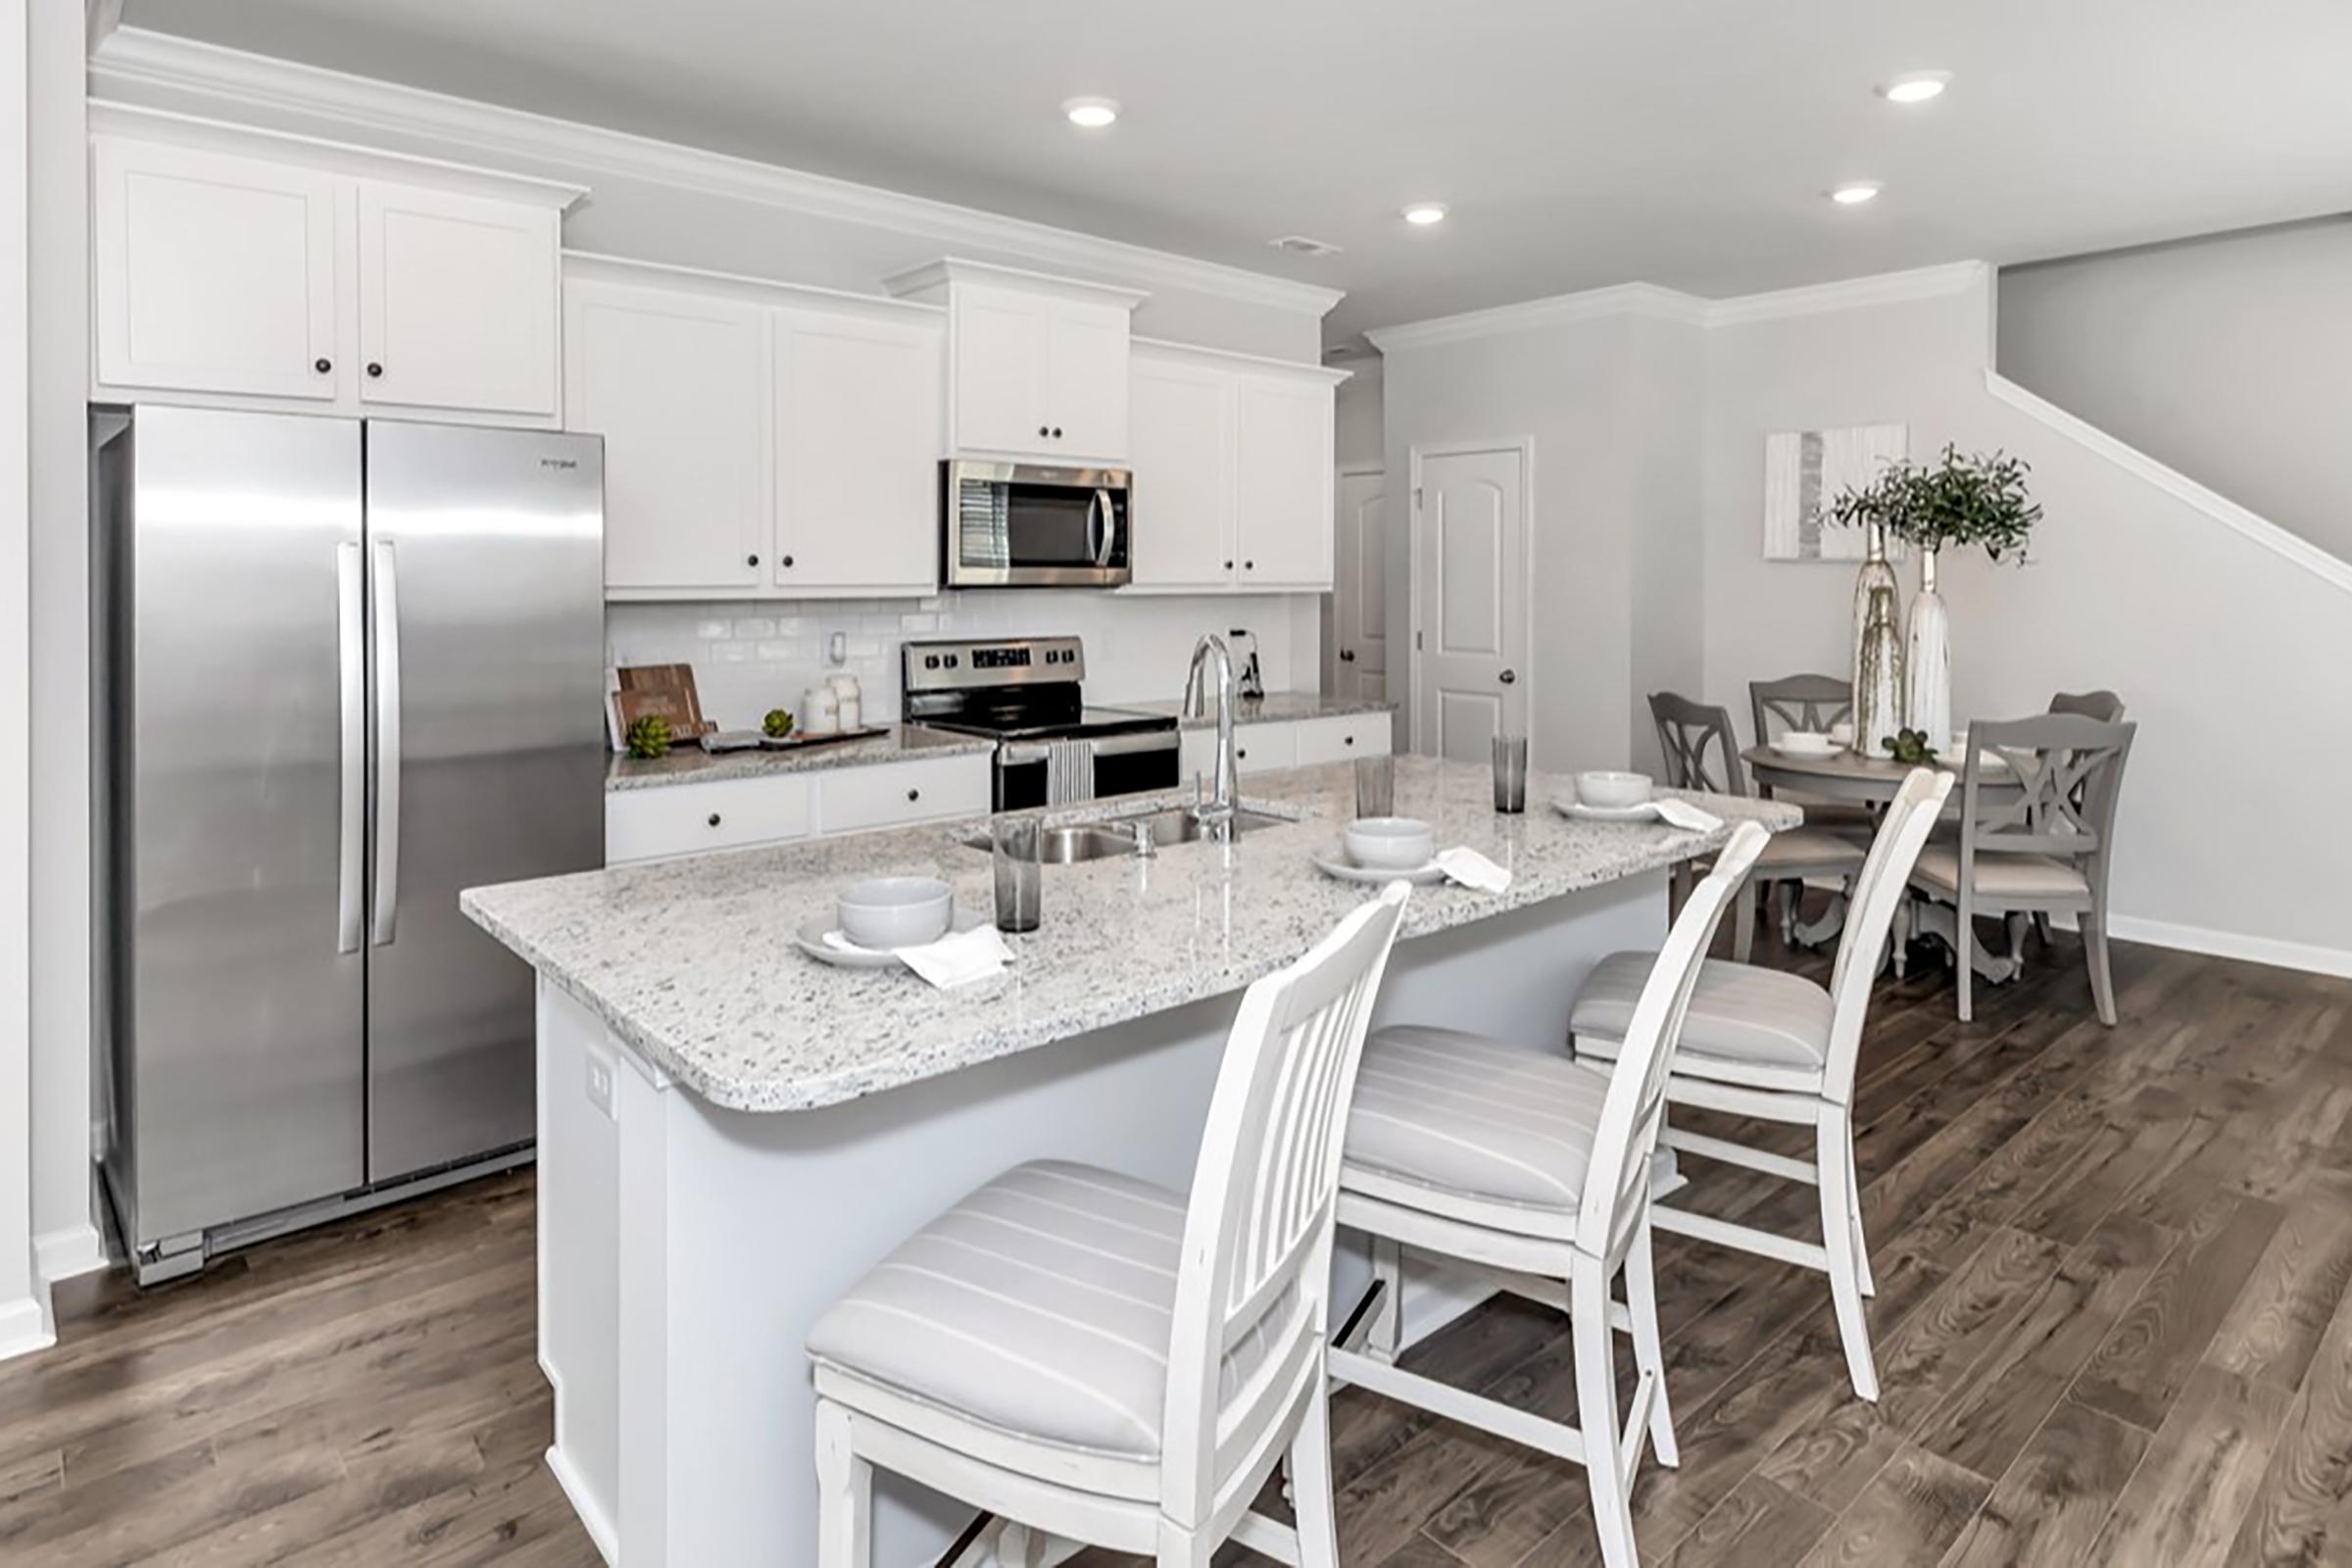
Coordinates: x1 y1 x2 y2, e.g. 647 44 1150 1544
1882 727 1939 765
625 714 674 760
761 708 795 740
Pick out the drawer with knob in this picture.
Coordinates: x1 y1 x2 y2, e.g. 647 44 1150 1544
605 775 813 865
813 754 991 836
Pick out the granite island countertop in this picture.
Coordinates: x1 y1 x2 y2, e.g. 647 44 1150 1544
1121 691 1396 729
606 724 995 792
464 756 1797 1114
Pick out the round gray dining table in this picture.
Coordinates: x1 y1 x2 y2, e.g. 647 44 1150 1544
1740 743 2026 982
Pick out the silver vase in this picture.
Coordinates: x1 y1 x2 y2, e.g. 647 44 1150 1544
1856 579 1906 757
1850 525 1903 754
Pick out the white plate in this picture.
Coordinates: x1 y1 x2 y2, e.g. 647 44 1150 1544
794 907 988 970
1310 848 1450 886
1771 738 1838 759
1553 799 1657 823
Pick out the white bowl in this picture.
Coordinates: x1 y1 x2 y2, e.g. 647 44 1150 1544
835 876 954 950
1344 816 1436 871
1775 731 1838 759
1576 771 1653 810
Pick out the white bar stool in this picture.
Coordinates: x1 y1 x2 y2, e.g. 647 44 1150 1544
1328 823 1770 1568
1568 767 1951 1402
806 882 1411 1568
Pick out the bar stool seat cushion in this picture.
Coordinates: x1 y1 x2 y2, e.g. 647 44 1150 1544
1571 953 1832 1072
807 1160 1280 1462
1348 1026 1633 1214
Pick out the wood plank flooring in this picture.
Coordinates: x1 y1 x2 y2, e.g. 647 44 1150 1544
5 924 2350 1566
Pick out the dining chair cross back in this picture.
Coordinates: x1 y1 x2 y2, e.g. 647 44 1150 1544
1748 673 1853 745
1910 713 2135 1024
1327 823 1771 1568
1569 766 1953 1402
1648 692 1746 796
808 883 1410 1568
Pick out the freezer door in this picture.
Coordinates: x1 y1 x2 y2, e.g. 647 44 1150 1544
364 420 605 1181
124 407 368 1243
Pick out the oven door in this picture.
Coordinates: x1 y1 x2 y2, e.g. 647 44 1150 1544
945 461 1130 588
994 730 1176 809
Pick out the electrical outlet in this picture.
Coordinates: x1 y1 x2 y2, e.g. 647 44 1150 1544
585 1055 614 1119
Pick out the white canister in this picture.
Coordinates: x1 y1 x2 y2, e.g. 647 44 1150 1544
837 695 862 732
801 684 840 736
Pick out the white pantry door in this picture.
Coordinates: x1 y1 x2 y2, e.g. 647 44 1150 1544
1332 468 1388 702
1413 444 1527 762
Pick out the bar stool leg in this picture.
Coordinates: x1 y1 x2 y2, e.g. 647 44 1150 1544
813 1399 872 1568
1623 1209 1678 1467
1573 1260 1640 1568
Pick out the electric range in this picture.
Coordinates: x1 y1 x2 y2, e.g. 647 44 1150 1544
902 636 1179 810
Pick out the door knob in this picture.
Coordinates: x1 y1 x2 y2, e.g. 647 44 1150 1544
1499 668 1518 685
1339 649 1355 662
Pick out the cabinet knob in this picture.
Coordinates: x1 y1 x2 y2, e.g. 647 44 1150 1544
1245 561 1255 570
366 363 384 378
1052 426 1063 439
1038 425 1051 438
707 812 722 827
314 357 332 374
1238 748 1249 760
1224 560 1235 570
781 554 795 568
1344 735 1355 747
747 554 760 566
906 788 920 803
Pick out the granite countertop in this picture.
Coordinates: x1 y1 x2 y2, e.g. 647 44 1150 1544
466 756 1797 1115
605 724 995 792
1121 691 1396 730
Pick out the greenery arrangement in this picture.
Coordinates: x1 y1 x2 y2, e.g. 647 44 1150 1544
1828 442 2042 562
625 714 673 760
1882 727 1940 765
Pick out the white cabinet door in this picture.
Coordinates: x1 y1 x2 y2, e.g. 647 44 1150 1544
358 180 561 416
1235 375 1336 589
1127 356 1236 589
814 756 992 836
567 280 768 593
1045 301 1131 464
91 138 341 401
774 311 943 594
952 285 1053 456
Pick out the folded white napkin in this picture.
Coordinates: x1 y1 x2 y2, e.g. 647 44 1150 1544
1650 798 1724 833
822 923 1015 989
1435 846 1511 892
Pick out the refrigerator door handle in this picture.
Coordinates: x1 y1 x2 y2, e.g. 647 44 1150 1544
335 543 365 954
370 539 402 946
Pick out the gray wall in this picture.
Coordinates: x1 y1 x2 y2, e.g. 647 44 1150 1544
1998 218 2352 564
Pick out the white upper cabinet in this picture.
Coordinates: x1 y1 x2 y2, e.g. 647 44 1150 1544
92 137 341 402
566 275 768 594
570 254 946 601
88 109 579 424
886 260 1143 466
358 181 561 417
773 309 944 594
1126 340 1344 593
1235 373 1338 588
1127 351 1237 589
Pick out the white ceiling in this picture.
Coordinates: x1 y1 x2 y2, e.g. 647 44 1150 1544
120 0 2352 344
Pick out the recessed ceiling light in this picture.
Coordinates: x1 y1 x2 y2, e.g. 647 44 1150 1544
1062 97 1120 130
1401 202 1449 226
1830 182 1882 206
1878 73 1952 105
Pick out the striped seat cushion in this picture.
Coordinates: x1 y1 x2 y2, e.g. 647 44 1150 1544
806 1160 1278 1462
1345 1026 1614 1213
1571 951 1832 1072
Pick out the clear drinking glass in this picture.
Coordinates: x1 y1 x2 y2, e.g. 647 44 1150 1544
992 817 1042 933
1354 754 1396 819
1492 735 1529 814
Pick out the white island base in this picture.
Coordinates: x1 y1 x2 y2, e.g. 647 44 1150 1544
534 871 1664 1568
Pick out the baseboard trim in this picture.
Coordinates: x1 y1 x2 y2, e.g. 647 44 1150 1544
2052 911 2352 980
544 1444 618 1567
34 1223 105 1284
0 1296 57 1363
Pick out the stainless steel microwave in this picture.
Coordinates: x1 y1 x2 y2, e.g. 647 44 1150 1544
942 460 1131 588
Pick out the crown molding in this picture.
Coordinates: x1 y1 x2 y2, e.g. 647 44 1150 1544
1364 282 1707 353
1703 261 1990 325
883 258 1148 312
1131 334 1348 384
86 26 1346 319
564 251 945 325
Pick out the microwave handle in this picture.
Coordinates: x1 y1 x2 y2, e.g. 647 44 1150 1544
1088 488 1112 567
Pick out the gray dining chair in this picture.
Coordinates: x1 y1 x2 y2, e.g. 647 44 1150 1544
1907 713 2136 1024
1748 672 1879 858
1649 691 1865 961
2048 689 2127 722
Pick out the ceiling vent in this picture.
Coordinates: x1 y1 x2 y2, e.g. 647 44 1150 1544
1268 234 1344 258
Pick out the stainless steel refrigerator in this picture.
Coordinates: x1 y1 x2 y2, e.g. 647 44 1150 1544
94 405 606 1284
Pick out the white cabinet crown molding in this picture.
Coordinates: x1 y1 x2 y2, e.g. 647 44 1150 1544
1130 334 1350 385
86 26 1343 318
564 250 942 325
87 98 587 211
883 257 1148 313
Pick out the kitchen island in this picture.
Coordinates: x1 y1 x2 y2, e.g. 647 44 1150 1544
461 757 1795 1567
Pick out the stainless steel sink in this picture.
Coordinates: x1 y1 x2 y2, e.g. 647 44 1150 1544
963 806 1291 863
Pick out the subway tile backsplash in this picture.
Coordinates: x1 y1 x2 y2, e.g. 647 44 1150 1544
607 591 1320 731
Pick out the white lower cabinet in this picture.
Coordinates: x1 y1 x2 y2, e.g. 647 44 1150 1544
604 753 991 866
1294 712 1393 765
1181 712 1392 783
